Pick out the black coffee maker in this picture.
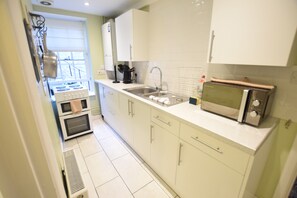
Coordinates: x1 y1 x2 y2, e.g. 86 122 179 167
118 64 134 84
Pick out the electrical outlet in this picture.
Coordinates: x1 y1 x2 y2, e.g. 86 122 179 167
97 69 106 75
290 71 297 84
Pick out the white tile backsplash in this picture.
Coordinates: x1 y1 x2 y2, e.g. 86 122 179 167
132 0 297 122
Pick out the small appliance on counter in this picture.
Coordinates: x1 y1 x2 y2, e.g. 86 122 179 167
201 77 276 127
118 64 135 84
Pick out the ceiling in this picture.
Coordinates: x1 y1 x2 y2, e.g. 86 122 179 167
31 0 156 17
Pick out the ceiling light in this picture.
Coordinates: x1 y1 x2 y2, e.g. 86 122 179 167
39 0 54 6
84 2 90 6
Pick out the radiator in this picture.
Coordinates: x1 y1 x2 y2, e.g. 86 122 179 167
63 150 88 198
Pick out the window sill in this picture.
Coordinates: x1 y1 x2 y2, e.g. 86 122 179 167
89 91 96 97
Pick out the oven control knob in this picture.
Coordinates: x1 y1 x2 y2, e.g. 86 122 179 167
252 100 260 107
250 111 258 118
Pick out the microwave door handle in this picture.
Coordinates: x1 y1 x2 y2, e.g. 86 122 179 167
238 89 249 122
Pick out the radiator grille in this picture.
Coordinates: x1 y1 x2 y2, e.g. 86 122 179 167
64 150 85 194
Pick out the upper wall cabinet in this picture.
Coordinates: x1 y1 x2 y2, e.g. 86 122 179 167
115 9 149 61
208 0 297 66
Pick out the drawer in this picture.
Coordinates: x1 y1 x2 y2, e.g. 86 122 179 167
151 108 180 136
180 123 250 175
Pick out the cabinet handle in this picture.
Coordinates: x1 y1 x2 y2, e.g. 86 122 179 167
154 116 171 126
128 100 131 115
208 30 215 63
150 125 154 143
178 143 183 166
130 44 132 60
131 101 135 117
191 136 223 154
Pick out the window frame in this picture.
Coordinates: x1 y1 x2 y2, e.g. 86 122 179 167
42 14 94 92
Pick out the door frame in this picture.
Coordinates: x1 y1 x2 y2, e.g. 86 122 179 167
273 132 297 197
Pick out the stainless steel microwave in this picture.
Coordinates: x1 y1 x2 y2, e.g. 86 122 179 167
201 81 276 126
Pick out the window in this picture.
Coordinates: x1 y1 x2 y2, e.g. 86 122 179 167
45 17 92 91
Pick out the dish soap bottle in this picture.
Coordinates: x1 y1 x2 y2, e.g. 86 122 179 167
197 75 206 104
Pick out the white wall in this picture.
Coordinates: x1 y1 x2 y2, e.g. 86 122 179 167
134 0 297 123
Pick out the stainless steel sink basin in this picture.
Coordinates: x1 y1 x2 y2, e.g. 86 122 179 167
124 86 188 107
123 87 158 95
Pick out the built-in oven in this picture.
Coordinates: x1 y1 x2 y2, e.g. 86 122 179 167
59 110 93 140
57 97 90 116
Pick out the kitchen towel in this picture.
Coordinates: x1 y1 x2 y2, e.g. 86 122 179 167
70 99 82 114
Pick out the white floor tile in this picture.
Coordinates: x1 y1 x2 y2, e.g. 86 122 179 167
62 138 79 151
93 122 114 140
112 154 152 193
78 134 103 157
96 177 133 198
76 133 96 143
134 181 169 198
82 172 99 198
141 163 177 198
74 148 88 174
85 152 118 187
99 136 129 160
116 136 145 164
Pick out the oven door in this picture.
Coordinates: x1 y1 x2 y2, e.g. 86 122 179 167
60 111 93 140
57 97 90 116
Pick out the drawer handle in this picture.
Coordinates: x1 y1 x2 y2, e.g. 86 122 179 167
191 136 223 154
150 125 154 143
154 116 171 126
178 143 183 166
128 100 131 116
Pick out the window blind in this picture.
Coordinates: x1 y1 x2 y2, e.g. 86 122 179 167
45 18 86 51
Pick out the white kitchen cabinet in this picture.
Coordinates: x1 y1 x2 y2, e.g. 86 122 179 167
97 81 277 198
101 20 117 71
176 122 276 198
98 84 119 131
150 109 180 187
175 140 243 198
208 0 297 66
119 93 151 162
115 9 149 61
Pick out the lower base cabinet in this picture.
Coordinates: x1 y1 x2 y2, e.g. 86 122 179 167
175 140 243 198
97 82 276 198
150 122 179 187
118 93 151 162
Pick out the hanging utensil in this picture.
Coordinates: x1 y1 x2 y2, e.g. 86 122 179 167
42 32 58 78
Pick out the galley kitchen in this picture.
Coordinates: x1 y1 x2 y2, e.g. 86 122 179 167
1 0 297 198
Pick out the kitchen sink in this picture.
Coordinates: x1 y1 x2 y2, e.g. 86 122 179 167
124 86 188 106
123 86 158 96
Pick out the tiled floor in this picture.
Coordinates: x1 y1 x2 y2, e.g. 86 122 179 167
63 116 180 198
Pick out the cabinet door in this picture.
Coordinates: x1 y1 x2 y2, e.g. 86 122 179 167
98 84 107 117
150 122 179 187
209 0 297 66
115 10 133 61
99 84 119 131
118 93 134 145
176 140 243 198
115 9 148 61
132 100 150 162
